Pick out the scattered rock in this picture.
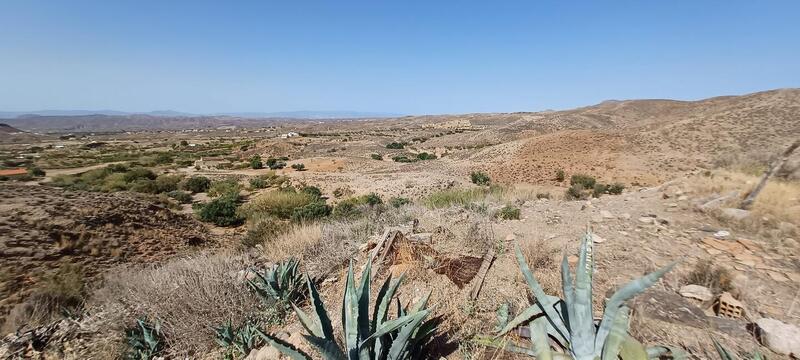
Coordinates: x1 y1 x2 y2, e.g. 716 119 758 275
719 208 751 221
713 230 731 239
779 221 798 235
697 191 739 211
710 316 753 339
633 290 708 328
504 233 516 241
618 213 631 220
679 285 714 302
755 318 800 356
783 238 798 248
245 344 282 360
600 210 614 219
638 217 654 224
591 233 606 243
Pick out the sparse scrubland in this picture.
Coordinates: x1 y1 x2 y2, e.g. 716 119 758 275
2 89 800 359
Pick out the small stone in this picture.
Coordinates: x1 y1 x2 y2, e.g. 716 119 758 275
600 210 614 219
678 195 689 201
591 233 606 243
667 202 678 208
245 345 282 360
713 230 731 239
618 213 631 220
784 238 798 248
755 318 800 356
638 217 654 224
779 222 798 235
679 284 714 302
505 233 516 241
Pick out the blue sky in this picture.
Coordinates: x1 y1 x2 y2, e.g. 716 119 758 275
1 1 798 115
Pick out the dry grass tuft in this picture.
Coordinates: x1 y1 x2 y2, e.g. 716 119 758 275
517 237 561 297
683 259 734 295
90 251 262 357
2 264 87 333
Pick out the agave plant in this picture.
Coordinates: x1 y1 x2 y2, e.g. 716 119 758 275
248 258 305 313
712 338 764 360
490 230 678 360
257 260 438 359
124 317 165 360
215 320 263 360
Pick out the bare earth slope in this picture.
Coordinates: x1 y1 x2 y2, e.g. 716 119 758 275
0 184 216 327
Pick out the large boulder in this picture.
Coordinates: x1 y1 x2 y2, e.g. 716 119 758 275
755 318 800 356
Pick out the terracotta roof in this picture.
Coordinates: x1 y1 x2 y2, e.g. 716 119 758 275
0 168 29 176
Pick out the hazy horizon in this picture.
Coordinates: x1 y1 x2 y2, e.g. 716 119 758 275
1 1 799 114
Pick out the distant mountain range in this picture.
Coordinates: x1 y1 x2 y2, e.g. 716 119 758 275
0 110 401 119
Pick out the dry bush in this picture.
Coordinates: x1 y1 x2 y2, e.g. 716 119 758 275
262 222 323 263
90 251 262 357
683 259 734 295
240 189 316 220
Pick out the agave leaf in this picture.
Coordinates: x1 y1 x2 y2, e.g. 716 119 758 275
254 329 314 360
343 262 360 357
472 335 537 356
530 316 554 360
646 345 688 360
292 302 324 339
356 262 372 360
600 306 630 360
594 261 677 356
494 303 510 333
372 274 393 330
386 309 431 359
409 290 432 312
514 244 570 341
712 338 738 360
496 304 544 336
305 275 335 340
362 310 428 344
619 335 648 360
302 334 347 360
560 252 574 333
569 232 595 360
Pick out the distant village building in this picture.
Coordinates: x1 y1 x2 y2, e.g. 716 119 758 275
0 168 29 178
193 157 232 170
279 131 300 139
216 125 237 131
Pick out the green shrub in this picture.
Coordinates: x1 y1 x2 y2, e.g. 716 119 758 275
389 197 411 208
154 174 182 193
241 190 316 220
592 183 609 198
207 179 241 197
291 201 332 222
167 190 193 204
496 205 521 220
290 163 306 171
300 185 322 198
183 176 211 193
565 184 588 200
154 153 174 165
265 158 286 170
555 169 565 182
249 155 263 169
27 167 46 177
370 153 383 160
122 167 156 183
570 174 596 188
243 217 284 247
425 188 486 208
249 177 268 189
416 152 437 160
179 140 189 146
130 179 159 194
470 171 491 186
392 155 416 163
195 194 244 227
607 182 625 195
385 142 406 149
215 321 263 360
332 193 382 218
